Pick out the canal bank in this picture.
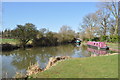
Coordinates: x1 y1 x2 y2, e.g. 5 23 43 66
28 54 118 78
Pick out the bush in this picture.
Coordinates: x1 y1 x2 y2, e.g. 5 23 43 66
100 35 108 42
91 37 100 41
108 35 119 43
32 37 58 47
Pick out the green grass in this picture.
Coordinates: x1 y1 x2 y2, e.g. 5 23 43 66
31 54 118 78
107 43 120 50
0 38 19 44
0 38 33 45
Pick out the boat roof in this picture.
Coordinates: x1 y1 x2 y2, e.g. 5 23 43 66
88 41 105 43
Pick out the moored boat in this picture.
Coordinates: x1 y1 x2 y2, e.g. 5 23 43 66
87 41 109 50
75 38 82 45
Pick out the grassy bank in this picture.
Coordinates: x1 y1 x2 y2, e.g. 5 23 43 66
31 54 118 78
1 38 32 45
106 43 120 50
0 38 19 45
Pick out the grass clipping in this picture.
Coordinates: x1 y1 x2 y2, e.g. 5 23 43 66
26 56 71 76
26 63 42 76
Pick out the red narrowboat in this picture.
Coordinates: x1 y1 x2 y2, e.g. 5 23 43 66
87 41 109 50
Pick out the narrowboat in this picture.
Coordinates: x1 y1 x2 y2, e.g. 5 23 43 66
75 38 82 45
87 41 109 50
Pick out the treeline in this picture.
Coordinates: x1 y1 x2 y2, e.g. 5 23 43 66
33 26 76 46
79 2 120 43
1 29 15 38
1 1 119 49
1 24 78 48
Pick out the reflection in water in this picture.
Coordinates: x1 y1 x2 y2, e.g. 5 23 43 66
1 44 110 78
87 47 108 56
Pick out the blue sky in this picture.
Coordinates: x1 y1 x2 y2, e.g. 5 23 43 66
2 2 98 32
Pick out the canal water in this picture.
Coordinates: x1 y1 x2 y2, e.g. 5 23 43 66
1 44 112 78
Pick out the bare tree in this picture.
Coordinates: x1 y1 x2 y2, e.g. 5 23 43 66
108 18 116 35
100 1 118 35
118 1 120 36
96 9 110 36
58 25 75 43
81 13 99 40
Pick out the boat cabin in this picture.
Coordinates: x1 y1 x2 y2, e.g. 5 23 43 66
87 41 109 50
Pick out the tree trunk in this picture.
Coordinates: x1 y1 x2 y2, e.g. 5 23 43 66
104 27 106 36
21 42 26 50
103 18 107 36
114 17 118 35
22 44 26 50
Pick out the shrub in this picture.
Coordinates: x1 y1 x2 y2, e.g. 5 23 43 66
91 37 100 41
108 35 119 43
100 35 108 42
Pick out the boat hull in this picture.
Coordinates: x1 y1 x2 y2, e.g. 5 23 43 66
87 44 109 50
